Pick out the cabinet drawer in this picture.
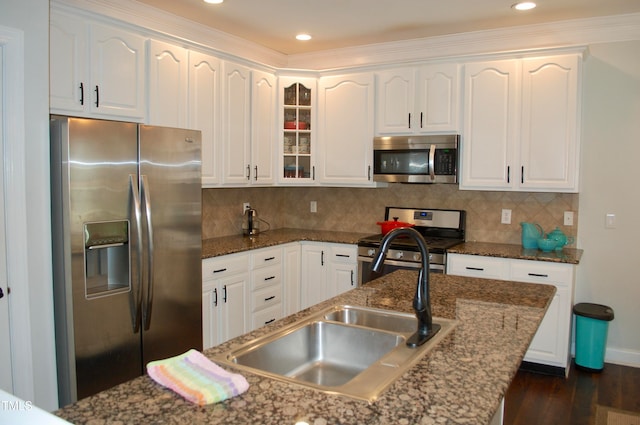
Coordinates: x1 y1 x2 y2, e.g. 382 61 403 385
252 284 283 312
252 247 282 269
252 303 283 330
510 260 573 287
202 254 250 282
329 244 357 264
252 264 282 290
447 254 509 280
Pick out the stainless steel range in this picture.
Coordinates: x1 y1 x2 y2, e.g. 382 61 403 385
358 207 466 285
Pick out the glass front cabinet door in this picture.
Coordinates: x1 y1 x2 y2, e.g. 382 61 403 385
280 78 316 183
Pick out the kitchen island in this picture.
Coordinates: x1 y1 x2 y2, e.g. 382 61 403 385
55 270 555 425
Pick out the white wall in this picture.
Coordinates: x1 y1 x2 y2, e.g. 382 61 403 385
577 40 640 366
0 0 58 410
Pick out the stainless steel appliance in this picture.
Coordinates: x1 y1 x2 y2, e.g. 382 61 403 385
50 116 203 406
373 135 459 183
358 207 465 284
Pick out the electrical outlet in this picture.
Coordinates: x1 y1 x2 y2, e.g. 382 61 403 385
501 209 512 224
243 202 250 213
310 201 317 213
564 211 574 226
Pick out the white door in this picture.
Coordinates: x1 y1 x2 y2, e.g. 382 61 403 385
0 46 14 393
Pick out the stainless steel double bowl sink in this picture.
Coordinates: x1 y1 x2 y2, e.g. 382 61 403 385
214 305 456 402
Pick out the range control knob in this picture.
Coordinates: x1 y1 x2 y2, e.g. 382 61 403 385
395 251 404 259
367 248 376 257
412 253 421 262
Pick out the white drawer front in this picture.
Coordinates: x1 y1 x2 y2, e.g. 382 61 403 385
202 253 250 281
252 284 283 312
252 247 282 269
252 303 283 330
252 264 282 290
447 254 509 280
510 260 573 286
329 244 357 264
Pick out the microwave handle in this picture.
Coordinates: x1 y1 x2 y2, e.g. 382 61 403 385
429 144 436 181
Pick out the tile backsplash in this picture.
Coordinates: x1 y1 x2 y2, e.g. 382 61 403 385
202 185 579 245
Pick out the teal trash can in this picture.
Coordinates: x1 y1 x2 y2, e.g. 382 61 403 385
573 303 614 372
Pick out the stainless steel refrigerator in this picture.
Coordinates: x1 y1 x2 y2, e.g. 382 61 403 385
50 116 203 406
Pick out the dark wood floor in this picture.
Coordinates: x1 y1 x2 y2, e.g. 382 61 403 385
504 362 640 425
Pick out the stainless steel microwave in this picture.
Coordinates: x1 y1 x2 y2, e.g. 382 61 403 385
373 135 459 184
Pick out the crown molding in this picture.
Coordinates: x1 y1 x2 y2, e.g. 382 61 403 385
51 0 640 72
287 13 640 71
51 0 288 69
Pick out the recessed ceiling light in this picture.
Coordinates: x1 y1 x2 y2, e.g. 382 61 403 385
204 0 223 4
296 34 312 41
512 2 536 11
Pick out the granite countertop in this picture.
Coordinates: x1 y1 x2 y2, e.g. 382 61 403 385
55 270 555 425
202 228 372 258
447 241 583 264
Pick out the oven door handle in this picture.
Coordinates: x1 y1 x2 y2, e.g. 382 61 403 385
358 256 422 269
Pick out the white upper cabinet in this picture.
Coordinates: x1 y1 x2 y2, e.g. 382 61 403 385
221 62 277 186
278 77 317 184
460 53 582 192
50 11 146 120
375 63 459 135
251 70 278 185
221 61 252 185
147 39 188 128
189 51 221 186
461 59 519 190
318 72 375 186
519 55 581 191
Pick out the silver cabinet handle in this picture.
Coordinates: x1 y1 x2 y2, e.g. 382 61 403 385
254 165 258 181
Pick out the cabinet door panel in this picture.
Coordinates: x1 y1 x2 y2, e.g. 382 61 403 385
50 12 87 112
318 73 374 185
189 51 220 186
90 23 145 118
520 55 580 191
219 274 249 343
148 40 188 127
461 60 518 189
417 64 459 132
251 70 277 184
375 69 414 133
222 62 251 184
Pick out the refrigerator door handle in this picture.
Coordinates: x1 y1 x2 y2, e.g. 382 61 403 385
141 174 155 331
129 174 143 333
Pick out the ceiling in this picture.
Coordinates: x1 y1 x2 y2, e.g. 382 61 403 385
136 0 640 55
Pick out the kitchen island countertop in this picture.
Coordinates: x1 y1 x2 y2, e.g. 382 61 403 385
55 270 555 425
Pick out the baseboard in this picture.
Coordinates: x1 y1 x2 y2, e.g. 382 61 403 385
604 347 640 368
519 361 567 377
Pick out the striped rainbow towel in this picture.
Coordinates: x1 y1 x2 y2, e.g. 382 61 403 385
147 349 249 405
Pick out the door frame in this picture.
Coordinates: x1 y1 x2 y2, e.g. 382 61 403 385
0 25 35 400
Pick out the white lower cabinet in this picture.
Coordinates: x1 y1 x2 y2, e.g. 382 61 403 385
300 242 358 309
203 242 357 347
447 253 575 374
202 252 250 350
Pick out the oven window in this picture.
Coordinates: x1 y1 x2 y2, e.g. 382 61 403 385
374 150 429 175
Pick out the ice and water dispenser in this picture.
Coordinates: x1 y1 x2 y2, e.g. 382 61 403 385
84 220 130 298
